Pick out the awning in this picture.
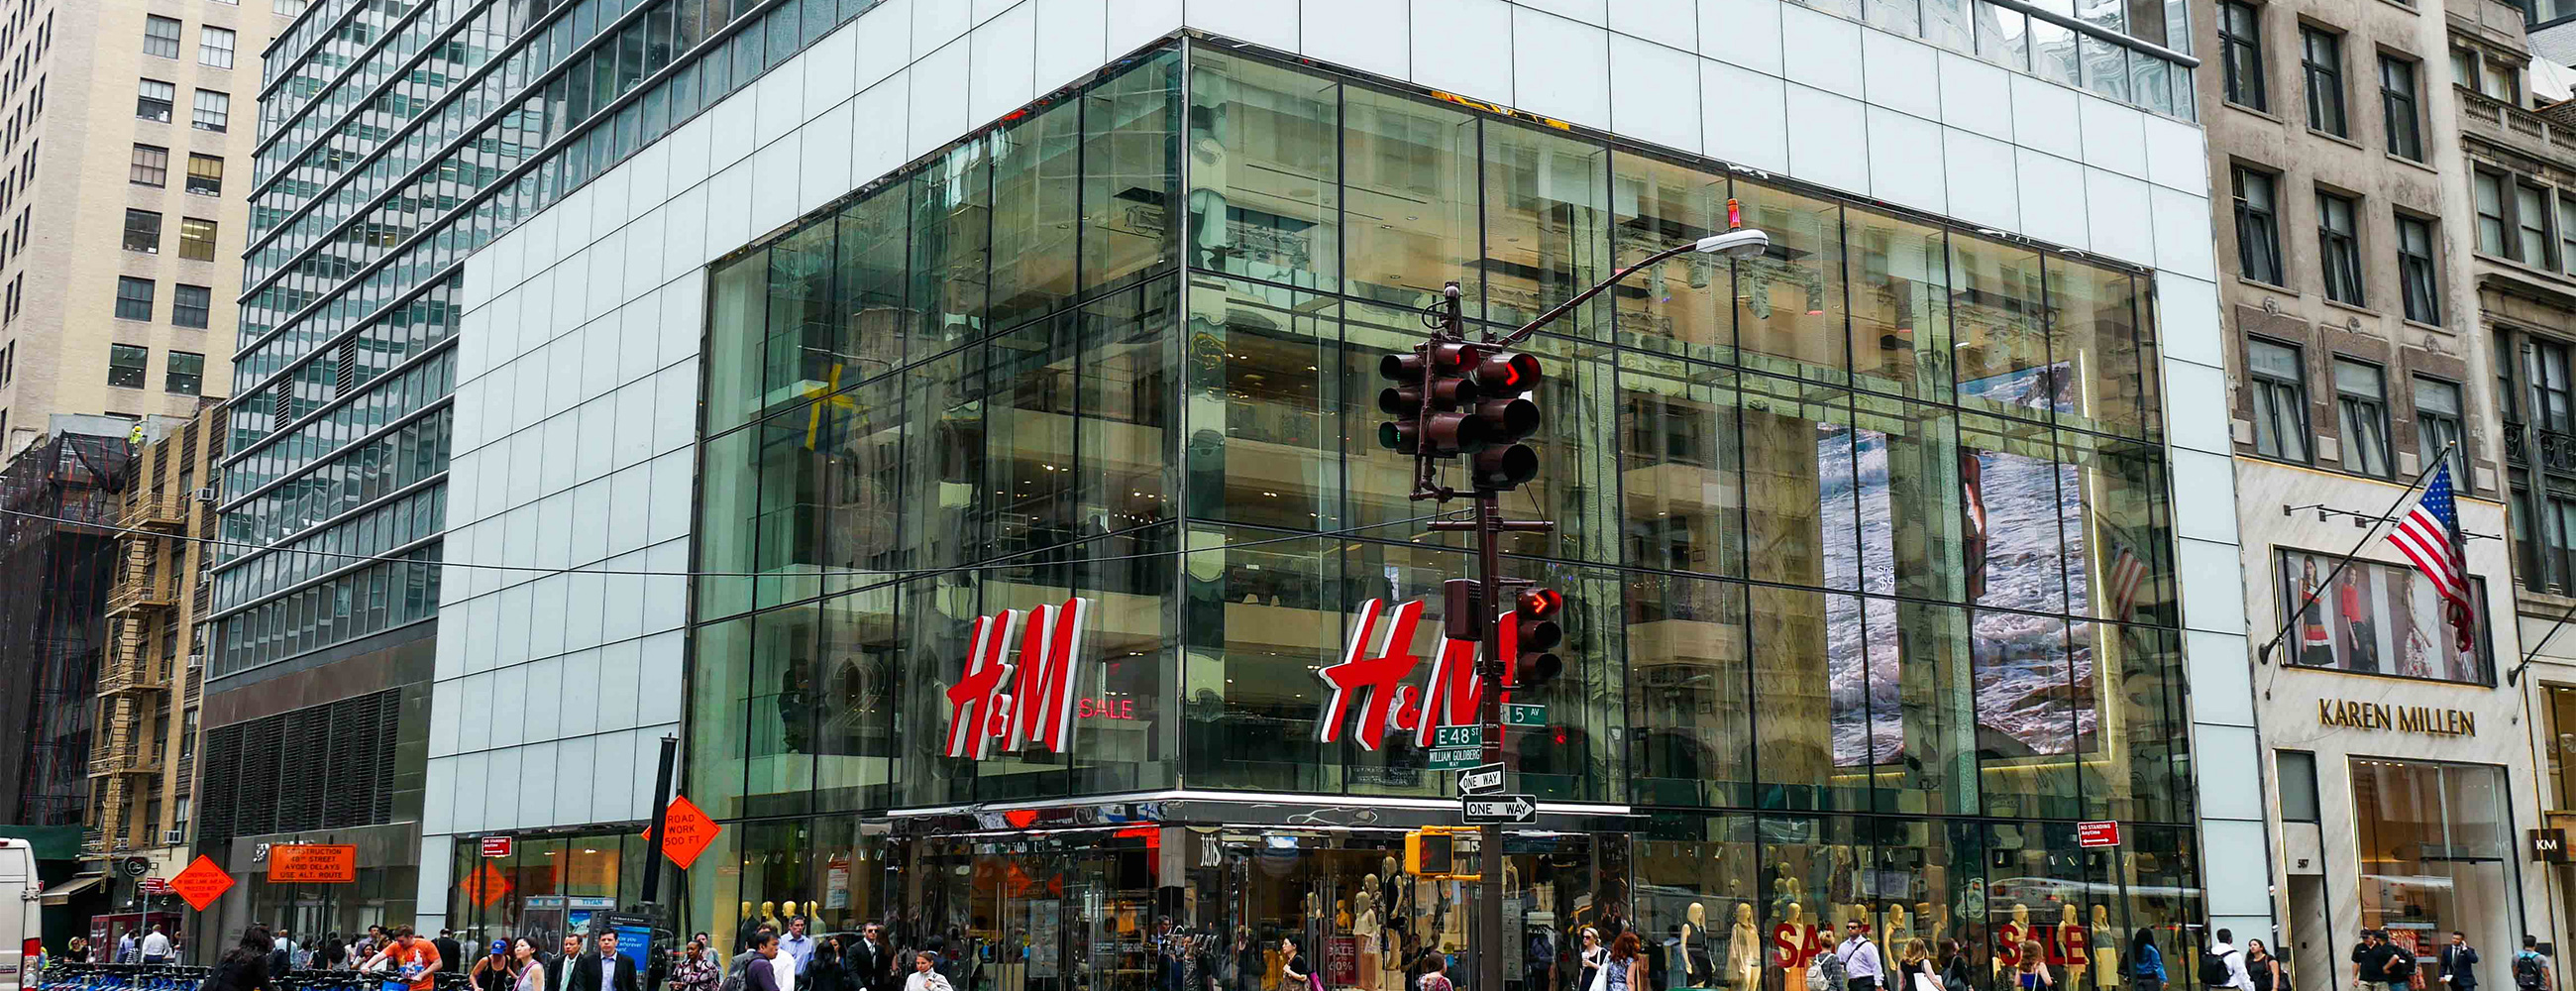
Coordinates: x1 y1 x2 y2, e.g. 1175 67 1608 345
39 873 104 905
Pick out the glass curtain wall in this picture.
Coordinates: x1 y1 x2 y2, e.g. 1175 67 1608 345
689 39 2196 985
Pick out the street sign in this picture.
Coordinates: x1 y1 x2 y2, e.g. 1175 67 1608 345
139 877 170 895
646 795 722 868
460 861 515 907
1455 762 1506 796
168 855 233 911
1503 704 1548 727
1461 794 1537 824
2077 821 2121 847
269 844 358 883
1428 748 1482 769
1430 724 1483 749
480 835 514 858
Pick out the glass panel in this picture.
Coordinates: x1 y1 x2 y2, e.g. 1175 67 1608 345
912 142 991 345
1082 48 1181 292
1184 276 1339 529
1628 572 1753 808
1952 238 2053 421
1848 206 1951 400
987 99 1082 331
1611 152 1733 364
1483 113 1611 335
1343 84 1481 318
1620 352 1745 577
1735 179 1849 385
1186 52 1341 290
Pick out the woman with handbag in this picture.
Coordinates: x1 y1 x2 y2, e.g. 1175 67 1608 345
1280 938 1317 991
2016 943 2054 991
1938 941 1975 991
1579 929 1606 991
1898 940 1941 991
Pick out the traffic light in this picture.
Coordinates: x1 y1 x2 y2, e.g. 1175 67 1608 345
1406 827 1457 876
1466 350 1542 490
1441 579 1482 642
1377 342 1487 457
1507 586 1564 689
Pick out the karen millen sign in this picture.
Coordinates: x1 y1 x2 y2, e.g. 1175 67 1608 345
2316 699 2477 736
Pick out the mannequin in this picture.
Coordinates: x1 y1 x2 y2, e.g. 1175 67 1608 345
1729 903 1762 991
2058 905 2089 987
1882 904 1912 948
1771 864 1799 916
1682 903 1712 987
1995 904 2031 980
1772 904 1820 976
783 901 801 924
761 901 782 932
1915 903 1940 946
2089 906 2118 989
1354 879 1383 991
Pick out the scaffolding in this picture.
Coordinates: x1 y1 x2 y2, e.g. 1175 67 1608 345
0 423 133 832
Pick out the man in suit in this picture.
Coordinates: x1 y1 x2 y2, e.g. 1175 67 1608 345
553 935 588 991
2443 932 2483 991
847 925 895 991
437 930 465 975
576 931 642 991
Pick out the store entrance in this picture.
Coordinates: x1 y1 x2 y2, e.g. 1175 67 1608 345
903 836 1162 991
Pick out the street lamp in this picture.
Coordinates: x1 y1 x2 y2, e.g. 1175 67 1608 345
1482 199 1772 350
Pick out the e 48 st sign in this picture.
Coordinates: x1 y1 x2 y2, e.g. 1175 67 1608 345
945 597 1094 759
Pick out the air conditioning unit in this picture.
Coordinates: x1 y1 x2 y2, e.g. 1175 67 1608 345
192 488 217 502
162 829 184 845
185 654 203 669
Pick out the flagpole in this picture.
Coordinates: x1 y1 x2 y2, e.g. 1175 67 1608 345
2253 442 2457 666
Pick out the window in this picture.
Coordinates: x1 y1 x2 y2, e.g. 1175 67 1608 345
136 79 172 121
108 344 147 387
2235 166 2285 284
121 209 160 253
184 154 221 195
2303 26 2346 136
2335 358 2392 477
190 89 227 132
197 26 233 68
2318 191 2363 304
2250 337 2311 462
171 284 209 329
2560 194 2576 277
2277 751 2320 823
164 351 202 395
2454 47 2479 88
2382 55 2422 161
142 16 179 58
2487 59 2522 103
2521 182 2554 266
2476 172 2508 255
129 144 165 186
177 218 215 261
2351 759 2518 957
2399 215 2440 325
2221 1 2267 109
114 277 153 320
2533 338 2574 433
2415 376 2467 488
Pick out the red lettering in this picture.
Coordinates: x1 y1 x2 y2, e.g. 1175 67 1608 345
945 610 1020 758
1317 600 1428 751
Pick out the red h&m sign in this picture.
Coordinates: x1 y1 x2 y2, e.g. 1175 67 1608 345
1316 598 1535 751
945 597 1094 758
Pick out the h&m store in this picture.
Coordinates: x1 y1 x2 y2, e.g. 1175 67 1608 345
442 34 2206 991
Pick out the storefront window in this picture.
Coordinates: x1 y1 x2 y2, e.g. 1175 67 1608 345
2351 759 2520 977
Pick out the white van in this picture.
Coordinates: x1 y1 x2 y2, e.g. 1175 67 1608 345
0 837 37 991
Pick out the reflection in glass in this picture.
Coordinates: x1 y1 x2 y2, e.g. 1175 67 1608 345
1848 207 1952 399
1083 50 1182 292
1736 181 1848 384
1344 85 1480 317
1187 53 1340 290
1621 354 1744 577
1629 573 1752 808
1484 113 1610 332
1614 153 1734 363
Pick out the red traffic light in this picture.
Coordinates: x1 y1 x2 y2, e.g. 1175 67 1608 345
1509 587 1565 689
1471 352 1543 398
1517 587 1563 620
1470 443 1537 490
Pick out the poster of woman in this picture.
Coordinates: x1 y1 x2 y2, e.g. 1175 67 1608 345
2277 550 2490 684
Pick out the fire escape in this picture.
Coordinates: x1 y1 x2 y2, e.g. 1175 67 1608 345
90 492 183 853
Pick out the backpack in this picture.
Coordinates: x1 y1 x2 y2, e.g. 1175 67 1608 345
2518 952 2547 991
1810 950 1850 991
717 958 748 991
2199 949 2230 987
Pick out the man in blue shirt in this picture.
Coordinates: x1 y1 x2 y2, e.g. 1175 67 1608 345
778 917 815 977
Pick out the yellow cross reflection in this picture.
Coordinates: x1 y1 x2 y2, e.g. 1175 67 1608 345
804 363 856 450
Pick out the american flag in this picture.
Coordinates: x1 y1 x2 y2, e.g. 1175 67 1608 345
2385 464 2476 652
2105 541 2148 620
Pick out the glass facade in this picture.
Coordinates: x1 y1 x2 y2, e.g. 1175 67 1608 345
2350 758 2521 976
681 41 2196 988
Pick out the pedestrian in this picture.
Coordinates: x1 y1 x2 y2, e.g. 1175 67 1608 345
1839 922 1887 991
669 940 719 991
361 926 445 991
142 923 175 965
1939 940 1975 991
321 935 349 970
1577 929 1605 991
2444 933 2483 991
2205 929 2251 991
2018 941 2055 990
2352 930 2414 989
741 936 784 991
512 938 546 991
118 929 139 965
1895 939 1937 991
474 939 518 991
902 952 949 991
65 936 88 964
2245 940 2281 991
581 931 643 991
1606 933 1645 991
852 924 896 991
440 930 467 976
1419 953 1454 991
780 919 816 983
207 927 278 991
810 938 849 991
1281 937 1314 991
2514 936 2554 991
558 935 590 991
2127 931 2165 991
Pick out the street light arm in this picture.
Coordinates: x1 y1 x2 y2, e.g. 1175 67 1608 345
1487 233 1765 347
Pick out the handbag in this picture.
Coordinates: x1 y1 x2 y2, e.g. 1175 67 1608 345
1587 965 1610 991
1914 973 1945 991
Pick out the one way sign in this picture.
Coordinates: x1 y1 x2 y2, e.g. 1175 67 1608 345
1461 794 1537 824
1456 762 1506 796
